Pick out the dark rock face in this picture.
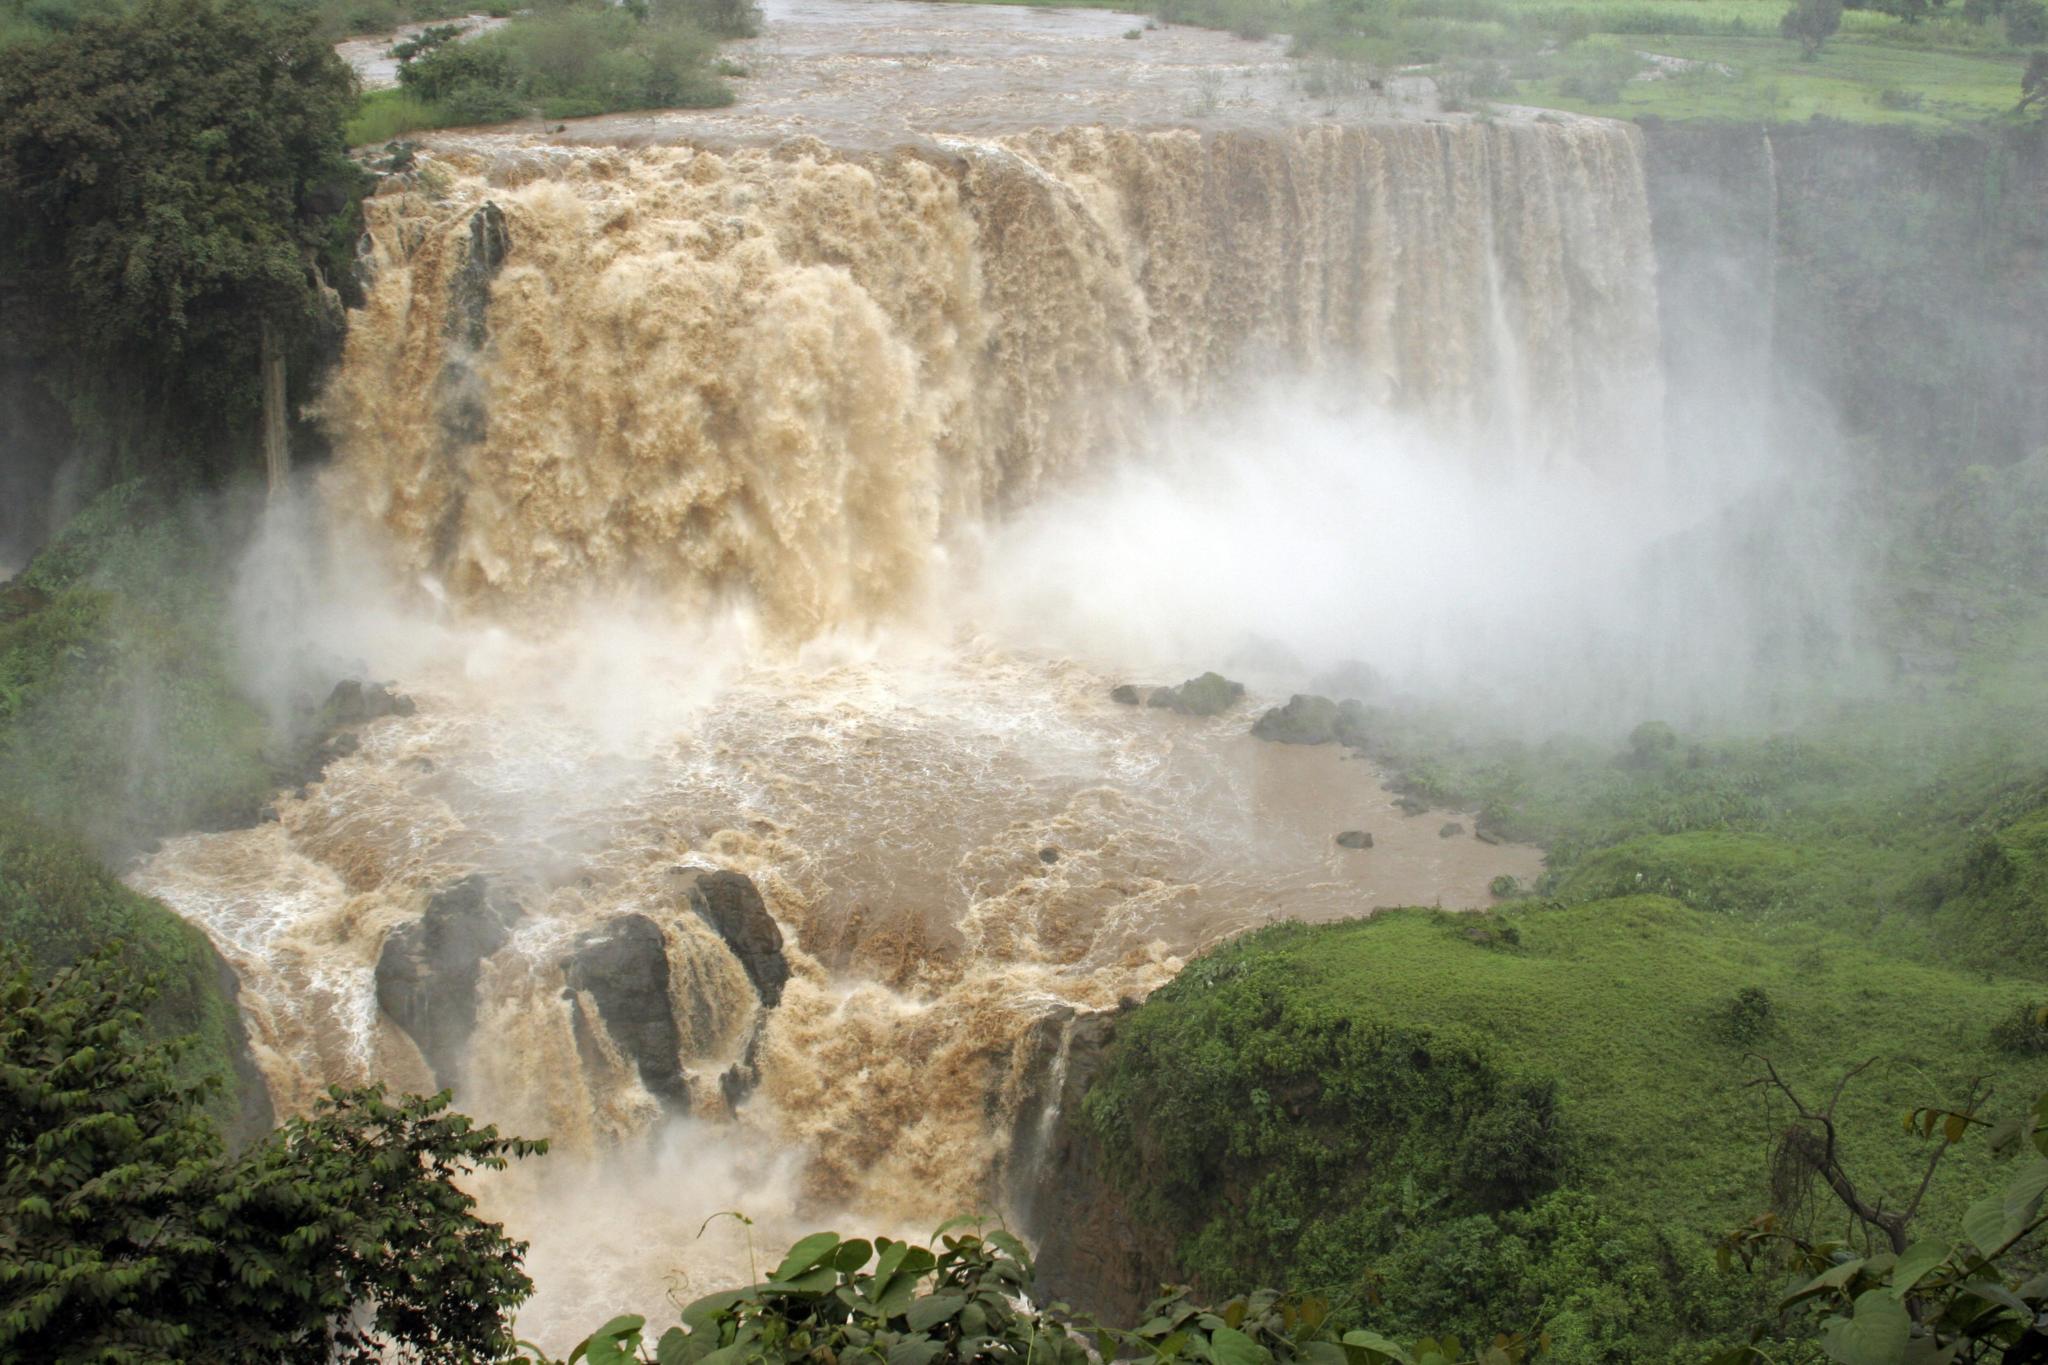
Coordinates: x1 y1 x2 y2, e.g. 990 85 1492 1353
1145 671 1245 717
564 913 690 1111
433 201 511 496
1023 1006 1178 1324
209 949 277 1149
447 201 510 350
676 869 789 1008
374 875 513 1087
1249 693 1368 746
1336 829 1374 849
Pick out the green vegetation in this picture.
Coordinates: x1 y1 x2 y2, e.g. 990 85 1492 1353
1 0 488 46
0 806 265 1137
0 0 359 489
349 0 755 144
0 950 544 1360
945 0 2048 125
526 1224 1543 1365
1079 901 2048 1361
0 482 277 853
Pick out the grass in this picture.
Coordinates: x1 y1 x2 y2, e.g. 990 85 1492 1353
1086 899 2048 1358
1522 32 2035 125
941 0 2046 126
346 87 471 143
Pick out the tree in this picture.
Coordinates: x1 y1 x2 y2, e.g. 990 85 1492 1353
1717 1056 2048 1365
1781 0 1843 57
2023 52 2048 112
0 0 359 486
0 950 546 1361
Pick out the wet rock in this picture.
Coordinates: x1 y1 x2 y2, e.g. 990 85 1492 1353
1439 821 1466 838
1110 684 1142 705
1250 694 1369 746
324 678 416 724
565 913 690 1111
1475 828 1505 846
1335 830 1374 849
1039 846 1060 864
1144 671 1246 717
375 875 513 1087
447 201 510 350
674 868 789 1008
1025 1004 1176 1324
1396 794 1430 816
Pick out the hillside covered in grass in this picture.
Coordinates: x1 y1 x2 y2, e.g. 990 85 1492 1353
1065 898 2048 1360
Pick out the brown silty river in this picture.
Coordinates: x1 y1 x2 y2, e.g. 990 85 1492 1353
127 1 1664 1347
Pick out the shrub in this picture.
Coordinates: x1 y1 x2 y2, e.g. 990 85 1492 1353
1989 1001 2048 1054
1723 986 1776 1044
2007 0 2048 39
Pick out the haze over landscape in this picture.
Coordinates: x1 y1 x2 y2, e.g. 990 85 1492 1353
2 0 2046 1358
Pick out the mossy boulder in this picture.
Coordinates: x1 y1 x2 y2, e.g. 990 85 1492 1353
1144 672 1246 717
1250 693 1367 746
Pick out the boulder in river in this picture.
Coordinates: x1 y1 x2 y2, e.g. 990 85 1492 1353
1109 684 1142 705
674 868 790 1008
1250 694 1369 746
565 913 691 1111
1335 830 1374 849
324 678 416 724
1440 821 1466 839
374 874 512 1086
1144 671 1246 717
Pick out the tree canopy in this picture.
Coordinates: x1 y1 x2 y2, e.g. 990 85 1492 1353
0 0 358 482
0 950 544 1361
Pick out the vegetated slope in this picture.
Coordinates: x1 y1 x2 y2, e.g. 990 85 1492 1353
0 482 276 855
1074 899 2048 1361
0 806 273 1142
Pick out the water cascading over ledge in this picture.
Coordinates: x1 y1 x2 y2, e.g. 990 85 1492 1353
324 121 1661 633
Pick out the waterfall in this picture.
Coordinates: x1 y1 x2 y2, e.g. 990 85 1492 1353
323 122 1661 633
134 116 1660 1348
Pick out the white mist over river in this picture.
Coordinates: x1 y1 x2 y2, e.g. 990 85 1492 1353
128 0 1854 1345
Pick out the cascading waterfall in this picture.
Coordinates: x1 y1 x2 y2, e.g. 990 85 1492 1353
324 122 1660 631
133 115 1658 1347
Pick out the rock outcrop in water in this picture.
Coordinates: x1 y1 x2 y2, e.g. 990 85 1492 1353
564 913 692 1111
1250 693 1369 746
374 874 513 1087
1144 672 1245 717
676 868 789 1008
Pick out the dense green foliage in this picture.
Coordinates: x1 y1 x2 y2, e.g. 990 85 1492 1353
0 805 264 1137
1078 901 2048 1361
0 0 358 487
0 951 545 1361
534 1226 1540 1365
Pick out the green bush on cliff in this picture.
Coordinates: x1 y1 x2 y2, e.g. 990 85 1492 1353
0 804 268 1139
